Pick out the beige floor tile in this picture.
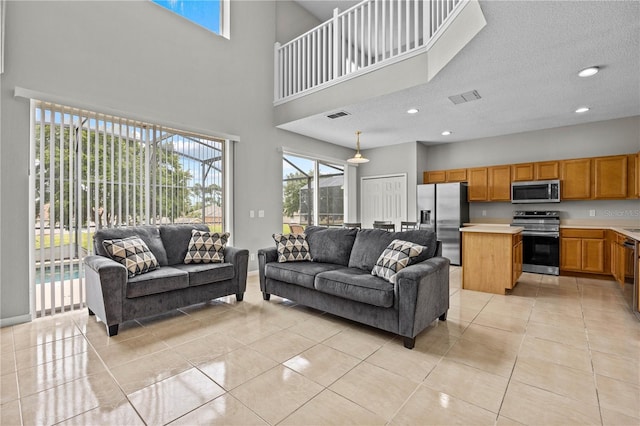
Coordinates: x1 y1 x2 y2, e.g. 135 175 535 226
391 385 497 425
532 299 584 318
473 310 528 333
128 368 225 425
93 333 169 368
110 348 192 394
444 337 518 377
366 339 440 382
230 365 323 425
424 316 470 338
0 371 19 405
20 371 125 425
496 415 526 425
591 350 640 385
285 315 345 342
281 389 386 425
284 344 361 386
524 321 589 350
500 380 601 425
508 282 539 298
197 346 278 390
14 334 88 370
528 309 586 329
82 318 148 349
249 329 316 363
219 318 282 345
518 335 591 372
0 349 16 375
596 374 640 420
445 305 481 323
17 349 106 398
600 407 640 426
178 300 234 320
170 393 268 425
423 359 509 414
511 357 598 406
460 323 524 353
323 327 390 359
482 295 535 319
151 317 219 347
588 331 640 359
413 325 460 356
57 400 145 426
0 399 22 425
12 319 81 350
329 362 418 421
449 290 493 311
172 332 244 365
0 328 14 354
135 309 191 330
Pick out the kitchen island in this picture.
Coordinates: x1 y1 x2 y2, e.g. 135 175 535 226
461 225 524 294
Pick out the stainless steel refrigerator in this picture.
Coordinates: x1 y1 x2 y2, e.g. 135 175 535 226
417 182 469 265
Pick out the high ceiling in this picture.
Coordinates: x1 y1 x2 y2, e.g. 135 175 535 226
288 0 640 149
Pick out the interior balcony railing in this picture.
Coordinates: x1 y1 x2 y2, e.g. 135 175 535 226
274 0 465 104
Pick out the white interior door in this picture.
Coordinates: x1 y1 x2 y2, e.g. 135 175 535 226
361 174 407 229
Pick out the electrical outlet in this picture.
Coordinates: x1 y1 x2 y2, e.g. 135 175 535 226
250 253 255 261
589 209 596 217
482 210 487 217
258 210 265 218
250 210 255 218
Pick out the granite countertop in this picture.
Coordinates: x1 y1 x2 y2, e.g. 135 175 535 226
460 225 523 234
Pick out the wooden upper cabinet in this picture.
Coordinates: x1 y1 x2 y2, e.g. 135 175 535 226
511 163 534 181
488 165 511 201
627 153 639 198
467 167 488 201
446 168 467 182
535 161 560 180
560 158 591 199
593 155 627 199
424 170 446 184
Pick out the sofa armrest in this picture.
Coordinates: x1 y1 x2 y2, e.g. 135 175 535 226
394 256 450 338
225 246 249 294
83 255 128 327
257 247 278 292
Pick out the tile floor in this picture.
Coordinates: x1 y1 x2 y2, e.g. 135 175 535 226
1 267 639 425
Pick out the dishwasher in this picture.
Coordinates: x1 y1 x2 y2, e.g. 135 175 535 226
622 238 639 320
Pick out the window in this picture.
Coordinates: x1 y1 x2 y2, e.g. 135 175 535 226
31 101 226 316
151 0 229 38
282 154 345 233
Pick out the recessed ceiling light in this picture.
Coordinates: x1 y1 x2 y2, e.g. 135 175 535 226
441 130 452 136
578 66 599 77
407 108 419 114
575 107 590 113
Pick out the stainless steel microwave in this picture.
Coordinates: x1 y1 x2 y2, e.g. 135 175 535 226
511 180 561 203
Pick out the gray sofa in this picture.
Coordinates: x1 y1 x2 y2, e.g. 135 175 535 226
258 226 449 349
84 224 249 336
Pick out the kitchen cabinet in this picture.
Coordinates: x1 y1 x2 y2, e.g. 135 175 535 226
424 170 446 184
488 165 512 201
560 158 591 199
467 167 488 201
628 153 639 198
593 155 627 199
512 233 523 285
535 161 560 180
560 228 605 274
512 163 534 181
446 168 468 182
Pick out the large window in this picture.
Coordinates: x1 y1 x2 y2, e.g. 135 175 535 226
282 154 344 233
151 0 229 38
31 101 226 316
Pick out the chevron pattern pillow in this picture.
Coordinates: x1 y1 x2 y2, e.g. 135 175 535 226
371 239 425 284
102 236 159 278
184 230 229 264
273 233 311 262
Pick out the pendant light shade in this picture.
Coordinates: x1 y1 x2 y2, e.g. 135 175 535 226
347 131 369 164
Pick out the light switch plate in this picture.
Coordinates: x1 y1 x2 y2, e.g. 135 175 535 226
250 210 255 218
589 209 596 217
258 210 265 218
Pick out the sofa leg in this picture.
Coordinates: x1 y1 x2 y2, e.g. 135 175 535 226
236 293 244 302
88 308 95 316
439 311 448 321
403 336 415 349
107 324 119 337
262 292 271 301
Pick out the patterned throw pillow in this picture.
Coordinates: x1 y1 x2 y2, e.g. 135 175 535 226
184 230 229 264
371 239 425 284
273 233 311 263
102 236 159 278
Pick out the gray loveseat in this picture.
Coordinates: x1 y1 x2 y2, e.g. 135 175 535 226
258 226 449 349
84 224 249 336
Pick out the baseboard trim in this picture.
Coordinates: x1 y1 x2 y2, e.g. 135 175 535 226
0 313 32 328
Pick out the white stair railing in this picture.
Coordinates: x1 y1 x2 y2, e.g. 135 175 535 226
275 0 464 104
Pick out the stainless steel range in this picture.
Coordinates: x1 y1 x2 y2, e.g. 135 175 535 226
511 210 560 275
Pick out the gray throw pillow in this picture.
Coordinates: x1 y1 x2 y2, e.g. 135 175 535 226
303 226 357 266
184 230 229 264
273 233 311 262
371 239 426 283
103 236 159 278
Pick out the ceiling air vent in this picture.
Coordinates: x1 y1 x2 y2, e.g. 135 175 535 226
327 111 350 119
448 90 482 105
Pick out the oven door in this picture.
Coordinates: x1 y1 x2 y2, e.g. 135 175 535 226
522 231 560 275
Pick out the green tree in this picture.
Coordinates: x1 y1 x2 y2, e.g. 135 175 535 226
282 172 309 218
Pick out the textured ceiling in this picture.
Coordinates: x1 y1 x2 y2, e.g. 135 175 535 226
286 0 640 149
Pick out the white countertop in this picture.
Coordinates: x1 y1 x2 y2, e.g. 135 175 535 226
465 222 640 241
460 225 523 234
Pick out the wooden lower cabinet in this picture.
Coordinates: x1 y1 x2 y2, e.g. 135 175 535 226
512 235 523 285
560 228 606 274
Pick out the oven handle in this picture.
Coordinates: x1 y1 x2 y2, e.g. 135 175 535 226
521 231 560 238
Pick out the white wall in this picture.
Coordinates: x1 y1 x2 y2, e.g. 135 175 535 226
0 0 353 324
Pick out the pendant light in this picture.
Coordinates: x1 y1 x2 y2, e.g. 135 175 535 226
347 131 369 164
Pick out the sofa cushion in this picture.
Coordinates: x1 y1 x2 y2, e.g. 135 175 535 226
94 225 169 266
265 261 344 289
102 236 159 278
273 233 311 262
314 268 394 308
371 239 426 284
160 224 211 265
184 230 229 264
126 266 189 298
172 263 235 287
348 229 437 272
304 226 358 266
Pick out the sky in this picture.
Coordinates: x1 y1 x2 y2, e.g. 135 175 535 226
152 0 221 34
